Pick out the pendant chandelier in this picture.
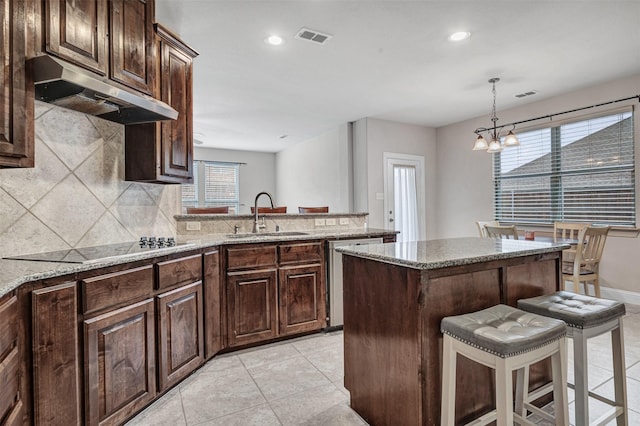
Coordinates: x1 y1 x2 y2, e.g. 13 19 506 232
472 78 519 153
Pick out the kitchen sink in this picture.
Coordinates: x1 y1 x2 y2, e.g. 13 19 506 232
226 231 309 238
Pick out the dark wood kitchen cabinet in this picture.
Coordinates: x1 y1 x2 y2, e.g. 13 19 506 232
125 24 198 183
156 255 204 391
84 299 157 426
278 242 326 336
81 266 157 426
44 0 109 75
44 0 156 95
0 293 24 425
32 283 81 426
224 241 326 348
0 0 35 168
204 250 223 359
109 0 157 94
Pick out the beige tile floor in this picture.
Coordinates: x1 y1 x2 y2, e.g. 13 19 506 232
127 304 640 426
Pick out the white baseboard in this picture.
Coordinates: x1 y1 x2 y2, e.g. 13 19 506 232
563 282 640 305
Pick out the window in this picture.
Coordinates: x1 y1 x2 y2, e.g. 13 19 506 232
494 109 635 227
181 161 240 213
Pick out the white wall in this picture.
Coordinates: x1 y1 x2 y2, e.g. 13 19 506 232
275 125 352 213
354 118 438 238
435 74 640 297
194 147 276 214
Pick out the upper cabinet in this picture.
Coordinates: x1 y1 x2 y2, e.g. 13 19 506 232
109 0 157 94
45 0 156 95
125 24 198 184
0 0 35 168
44 0 109 76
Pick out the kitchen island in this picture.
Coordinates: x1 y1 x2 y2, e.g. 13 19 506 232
337 237 567 426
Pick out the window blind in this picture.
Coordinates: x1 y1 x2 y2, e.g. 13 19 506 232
181 161 198 209
181 161 240 213
494 110 635 227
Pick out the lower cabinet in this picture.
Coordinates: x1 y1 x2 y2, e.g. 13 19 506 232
84 299 157 426
225 241 326 348
157 281 204 391
227 268 278 347
0 294 24 425
32 283 81 426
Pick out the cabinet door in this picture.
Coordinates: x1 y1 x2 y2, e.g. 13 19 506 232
157 25 196 181
32 283 81 426
109 0 156 94
0 0 34 168
0 295 22 424
204 250 222 359
279 264 326 335
45 0 108 75
227 269 278 347
84 299 156 426
157 282 204 391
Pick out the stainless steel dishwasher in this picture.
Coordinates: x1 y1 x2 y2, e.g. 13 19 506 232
327 237 383 328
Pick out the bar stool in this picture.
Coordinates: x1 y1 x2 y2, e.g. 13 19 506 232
518 291 627 425
440 304 569 426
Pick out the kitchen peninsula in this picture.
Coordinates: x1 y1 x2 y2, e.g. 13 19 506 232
337 237 568 426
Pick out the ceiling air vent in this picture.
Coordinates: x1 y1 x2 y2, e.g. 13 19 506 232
295 28 332 45
515 90 538 98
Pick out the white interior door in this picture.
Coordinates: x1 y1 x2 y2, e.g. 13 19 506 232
383 153 426 242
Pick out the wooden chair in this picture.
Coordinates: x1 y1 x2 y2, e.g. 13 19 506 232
562 225 610 297
476 220 500 237
186 206 229 214
250 206 287 214
484 224 519 240
298 206 329 213
554 221 589 263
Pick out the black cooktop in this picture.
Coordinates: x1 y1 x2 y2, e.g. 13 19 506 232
3 239 189 264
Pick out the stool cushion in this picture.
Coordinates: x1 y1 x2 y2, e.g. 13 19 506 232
440 304 566 358
517 291 626 329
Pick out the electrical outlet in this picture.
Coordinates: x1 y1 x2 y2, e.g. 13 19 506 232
339 218 349 225
186 222 201 231
315 218 325 227
326 218 336 226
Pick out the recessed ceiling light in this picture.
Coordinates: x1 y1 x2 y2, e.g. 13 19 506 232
448 31 471 42
265 35 284 46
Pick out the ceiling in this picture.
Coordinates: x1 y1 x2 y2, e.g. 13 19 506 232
155 1 640 153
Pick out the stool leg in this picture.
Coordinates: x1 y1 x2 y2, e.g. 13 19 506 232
612 319 628 426
551 338 569 426
495 357 514 426
573 328 590 426
441 335 457 426
515 366 529 419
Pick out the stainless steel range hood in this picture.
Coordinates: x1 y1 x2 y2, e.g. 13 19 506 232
29 55 178 124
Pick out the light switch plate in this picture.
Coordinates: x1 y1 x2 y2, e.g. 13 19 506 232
186 222 201 231
315 218 325 226
326 218 336 226
375 192 384 200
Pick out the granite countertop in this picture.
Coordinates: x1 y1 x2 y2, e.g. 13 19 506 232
335 237 570 270
0 228 394 297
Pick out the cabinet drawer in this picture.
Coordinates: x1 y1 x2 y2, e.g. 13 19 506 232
279 242 323 265
156 254 202 290
0 296 17 358
81 266 154 314
227 245 277 271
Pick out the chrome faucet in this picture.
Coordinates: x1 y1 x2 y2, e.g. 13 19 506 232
252 191 275 233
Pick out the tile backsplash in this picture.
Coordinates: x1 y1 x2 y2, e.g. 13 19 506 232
0 102 181 259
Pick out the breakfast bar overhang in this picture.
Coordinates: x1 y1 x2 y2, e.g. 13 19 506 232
337 237 568 425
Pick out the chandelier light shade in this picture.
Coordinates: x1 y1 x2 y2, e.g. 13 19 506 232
473 78 519 152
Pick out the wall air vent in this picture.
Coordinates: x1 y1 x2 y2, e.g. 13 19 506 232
515 90 538 98
295 28 332 45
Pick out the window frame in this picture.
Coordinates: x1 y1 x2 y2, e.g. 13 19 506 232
492 106 636 228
